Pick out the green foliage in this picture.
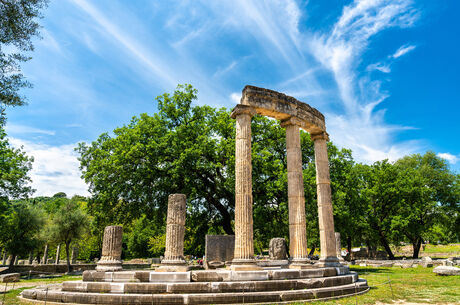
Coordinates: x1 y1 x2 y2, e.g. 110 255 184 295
0 0 48 117
0 201 43 266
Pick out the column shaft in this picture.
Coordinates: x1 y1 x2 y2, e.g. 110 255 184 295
231 105 259 270
55 245 60 265
283 122 308 263
42 244 48 265
96 225 123 271
312 133 340 266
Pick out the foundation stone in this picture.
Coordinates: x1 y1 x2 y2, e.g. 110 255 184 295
205 235 235 269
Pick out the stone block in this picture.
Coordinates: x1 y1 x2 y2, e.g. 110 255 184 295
191 270 223 282
149 271 191 282
229 270 269 281
167 282 211 293
433 266 460 276
205 235 234 269
269 238 287 260
0 273 19 282
82 270 105 282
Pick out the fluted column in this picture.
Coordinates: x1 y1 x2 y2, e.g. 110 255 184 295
71 247 79 264
55 245 61 265
1 251 7 266
42 244 48 265
96 226 123 271
281 118 310 267
156 194 189 272
230 105 260 270
312 132 341 267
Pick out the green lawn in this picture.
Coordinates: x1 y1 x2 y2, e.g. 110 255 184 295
423 244 460 255
1 268 459 305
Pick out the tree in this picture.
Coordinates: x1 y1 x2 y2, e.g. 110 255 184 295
394 152 460 258
78 84 355 255
48 200 89 273
0 0 48 119
0 201 43 267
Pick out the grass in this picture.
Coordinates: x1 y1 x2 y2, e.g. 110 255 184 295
1 268 459 304
423 244 460 255
0 275 81 305
304 266 460 305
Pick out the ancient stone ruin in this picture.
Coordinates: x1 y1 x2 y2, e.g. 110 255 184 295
20 86 369 304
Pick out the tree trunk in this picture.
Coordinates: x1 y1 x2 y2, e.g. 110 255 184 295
346 236 352 255
308 245 315 256
412 237 422 259
378 232 395 259
65 242 72 273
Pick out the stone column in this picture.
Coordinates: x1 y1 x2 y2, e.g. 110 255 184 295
156 194 189 272
312 132 341 267
335 232 345 262
96 226 123 271
14 255 19 265
6 255 12 266
281 118 310 268
230 105 260 271
42 244 48 265
28 253 33 265
2 252 7 266
71 247 79 264
55 245 61 265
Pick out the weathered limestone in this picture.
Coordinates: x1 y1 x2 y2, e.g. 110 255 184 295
204 235 234 269
312 132 340 267
156 194 188 272
28 252 33 265
55 245 61 265
281 118 309 267
433 266 460 276
42 244 48 265
269 238 288 260
71 247 79 264
6 255 12 266
1 251 6 266
96 226 123 272
230 105 260 271
335 232 345 262
0 273 20 283
14 255 18 265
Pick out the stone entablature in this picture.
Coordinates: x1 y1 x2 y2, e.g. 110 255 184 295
241 85 326 134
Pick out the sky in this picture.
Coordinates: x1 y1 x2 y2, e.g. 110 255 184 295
4 0 460 197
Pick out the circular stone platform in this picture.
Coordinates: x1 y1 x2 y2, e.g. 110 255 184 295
20 266 369 304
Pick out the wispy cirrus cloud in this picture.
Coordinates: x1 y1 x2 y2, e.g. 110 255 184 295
392 44 417 58
308 0 421 162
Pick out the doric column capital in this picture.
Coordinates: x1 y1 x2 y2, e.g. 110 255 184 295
280 116 303 128
310 131 329 142
231 104 257 119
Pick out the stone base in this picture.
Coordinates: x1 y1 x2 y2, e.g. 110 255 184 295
230 258 262 271
257 260 289 267
95 260 123 272
155 265 190 272
289 262 315 269
316 256 343 267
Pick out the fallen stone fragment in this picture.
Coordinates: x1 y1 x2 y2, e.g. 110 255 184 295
0 273 20 282
433 266 460 276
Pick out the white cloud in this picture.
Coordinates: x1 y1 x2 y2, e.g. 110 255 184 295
308 0 421 163
392 44 416 58
230 92 241 104
437 153 459 164
5 123 56 136
9 138 89 197
367 62 391 73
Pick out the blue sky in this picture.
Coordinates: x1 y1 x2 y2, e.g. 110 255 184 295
5 0 460 196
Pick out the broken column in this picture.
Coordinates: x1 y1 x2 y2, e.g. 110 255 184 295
96 226 123 271
156 194 189 272
71 247 79 264
55 245 61 265
28 253 33 265
335 232 345 262
281 117 310 268
1 252 7 266
311 132 341 267
230 105 260 271
42 244 48 265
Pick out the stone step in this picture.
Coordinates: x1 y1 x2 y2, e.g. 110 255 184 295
82 266 349 283
21 279 369 304
62 273 358 294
